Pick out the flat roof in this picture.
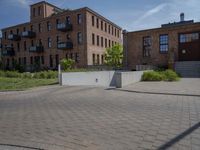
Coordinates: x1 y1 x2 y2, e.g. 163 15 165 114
126 22 200 34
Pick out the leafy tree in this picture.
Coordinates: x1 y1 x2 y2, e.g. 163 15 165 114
105 44 123 68
60 58 75 71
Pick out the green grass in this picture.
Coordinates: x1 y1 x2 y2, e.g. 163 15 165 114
0 77 58 91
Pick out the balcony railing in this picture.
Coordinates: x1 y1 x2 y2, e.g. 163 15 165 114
2 46 15 56
57 23 73 31
8 34 21 41
29 45 44 52
57 42 73 50
21 31 36 38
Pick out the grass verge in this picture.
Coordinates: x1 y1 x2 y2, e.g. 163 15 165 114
0 77 58 91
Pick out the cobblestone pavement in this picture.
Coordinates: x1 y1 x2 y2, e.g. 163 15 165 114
0 79 200 150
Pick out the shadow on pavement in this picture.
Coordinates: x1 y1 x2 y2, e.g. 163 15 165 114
0 143 44 150
157 122 200 150
106 88 200 97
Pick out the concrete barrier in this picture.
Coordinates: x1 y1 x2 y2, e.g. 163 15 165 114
61 71 145 88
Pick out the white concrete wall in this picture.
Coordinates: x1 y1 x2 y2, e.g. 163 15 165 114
61 71 145 88
61 71 117 87
115 71 144 88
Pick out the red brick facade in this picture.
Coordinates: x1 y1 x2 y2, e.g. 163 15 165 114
1 1 122 71
123 21 200 70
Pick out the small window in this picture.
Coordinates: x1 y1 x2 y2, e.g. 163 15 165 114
101 55 104 64
23 27 26 31
75 53 79 63
47 22 51 31
24 41 27 51
17 42 20 51
108 25 110 34
97 54 100 65
159 34 168 53
66 16 70 24
30 57 33 65
41 56 44 64
24 57 26 65
30 25 33 31
105 38 107 48
38 23 41 32
97 35 99 46
92 16 95 26
101 21 103 30
48 37 52 48
105 23 107 32
101 37 103 47
92 54 95 65
96 18 99 28
38 6 41 16
50 55 53 67
4 32 7 39
57 36 61 44
115 28 116 36
16 28 19 34
117 30 120 38
77 32 82 44
77 14 82 24
92 33 95 45
109 40 111 47
112 26 113 35
33 8 36 17
55 54 59 67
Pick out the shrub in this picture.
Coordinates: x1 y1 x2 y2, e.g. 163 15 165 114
4 71 21 78
163 69 180 81
142 71 164 81
142 70 179 81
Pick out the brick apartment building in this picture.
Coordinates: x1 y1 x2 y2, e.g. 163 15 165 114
1 1 122 71
123 13 200 70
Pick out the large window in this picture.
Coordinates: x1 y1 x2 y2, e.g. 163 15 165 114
77 14 82 24
143 36 151 57
77 32 82 44
159 34 168 53
48 37 52 48
180 33 199 43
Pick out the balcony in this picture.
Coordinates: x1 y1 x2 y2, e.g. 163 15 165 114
8 34 21 41
56 23 73 32
2 46 15 56
29 45 44 52
21 31 36 38
57 42 73 50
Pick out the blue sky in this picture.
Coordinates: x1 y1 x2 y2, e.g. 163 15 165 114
0 0 200 35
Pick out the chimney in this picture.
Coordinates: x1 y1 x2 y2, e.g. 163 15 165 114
180 13 184 22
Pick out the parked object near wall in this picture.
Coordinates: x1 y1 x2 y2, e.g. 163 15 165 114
60 70 146 88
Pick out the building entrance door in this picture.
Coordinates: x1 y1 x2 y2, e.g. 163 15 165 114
178 32 200 61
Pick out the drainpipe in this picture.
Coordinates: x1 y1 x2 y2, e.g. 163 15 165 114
122 30 128 70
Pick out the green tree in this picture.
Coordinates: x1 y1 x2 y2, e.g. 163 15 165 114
105 44 123 68
60 58 75 71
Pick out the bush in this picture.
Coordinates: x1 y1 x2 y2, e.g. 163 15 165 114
0 70 58 79
142 70 179 81
142 71 164 81
163 69 180 81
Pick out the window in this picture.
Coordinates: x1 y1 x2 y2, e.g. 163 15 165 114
23 27 26 31
101 37 103 47
24 41 27 51
117 30 120 38
19 57 21 65
56 19 60 25
77 32 82 44
55 54 59 67
16 29 19 34
38 6 41 15
115 28 116 36
50 55 53 67
101 55 104 64
75 53 79 63
96 18 99 28
66 34 70 40
92 16 95 26
105 23 107 32
92 54 95 65
159 34 168 53
97 35 99 46
24 57 26 65
47 22 51 31
77 14 82 24
143 36 151 57
30 57 33 65
30 25 33 31
108 25 110 34
109 40 111 47
41 56 44 64
112 26 113 35
66 16 70 24
97 54 100 65
101 21 103 30
38 23 41 32
92 33 95 45
31 40 34 46
17 42 20 51
57 36 61 44
179 33 199 43
70 53 73 59
33 8 36 17
48 37 52 48
105 38 107 48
